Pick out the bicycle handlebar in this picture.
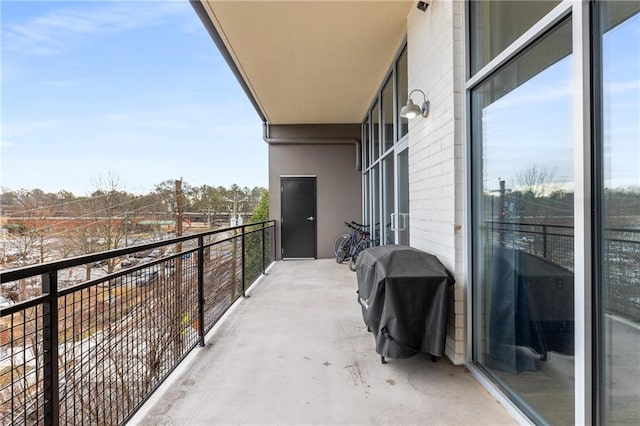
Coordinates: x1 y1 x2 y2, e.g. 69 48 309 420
351 221 369 228
343 221 371 232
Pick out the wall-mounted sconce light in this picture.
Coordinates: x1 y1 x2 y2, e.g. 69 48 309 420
416 1 429 12
400 89 430 119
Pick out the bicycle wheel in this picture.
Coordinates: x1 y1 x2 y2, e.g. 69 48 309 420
332 233 350 257
336 236 352 263
349 239 372 271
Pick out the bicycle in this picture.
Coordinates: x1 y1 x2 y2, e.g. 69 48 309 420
332 221 367 257
334 221 369 263
348 236 373 271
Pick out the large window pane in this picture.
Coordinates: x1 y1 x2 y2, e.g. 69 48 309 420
472 19 573 424
397 149 410 245
372 101 380 162
382 154 394 244
363 119 370 169
363 172 370 227
599 2 640 424
381 76 394 153
469 0 560 75
372 165 380 245
397 47 408 140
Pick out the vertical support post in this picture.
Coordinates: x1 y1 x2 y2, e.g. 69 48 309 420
272 222 276 263
543 225 548 258
261 224 266 274
197 235 205 347
241 225 246 297
42 272 59 426
175 179 184 295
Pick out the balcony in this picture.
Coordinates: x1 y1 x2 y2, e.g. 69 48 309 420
1 221 516 424
133 258 514 425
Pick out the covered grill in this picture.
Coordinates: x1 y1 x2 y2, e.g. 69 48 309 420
356 245 454 362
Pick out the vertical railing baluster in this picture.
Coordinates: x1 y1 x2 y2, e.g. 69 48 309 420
543 225 548 258
42 271 59 426
197 235 205 347
241 225 246 297
261 223 266 275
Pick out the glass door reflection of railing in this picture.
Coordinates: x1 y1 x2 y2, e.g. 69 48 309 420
485 221 640 322
0 220 275 425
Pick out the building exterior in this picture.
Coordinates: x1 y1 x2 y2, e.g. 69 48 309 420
193 1 639 424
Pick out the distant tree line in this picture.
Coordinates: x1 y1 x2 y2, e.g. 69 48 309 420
0 176 268 271
1 179 265 220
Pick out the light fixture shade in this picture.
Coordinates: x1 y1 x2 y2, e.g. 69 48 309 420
400 99 422 119
400 89 430 120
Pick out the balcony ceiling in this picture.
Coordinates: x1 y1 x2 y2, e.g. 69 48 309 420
200 1 412 124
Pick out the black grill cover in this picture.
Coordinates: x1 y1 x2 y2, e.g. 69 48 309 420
489 247 574 373
356 245 454 359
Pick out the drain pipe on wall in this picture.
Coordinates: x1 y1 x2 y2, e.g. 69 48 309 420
263 123 362 172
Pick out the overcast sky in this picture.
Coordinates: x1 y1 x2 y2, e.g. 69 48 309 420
1 0 267 195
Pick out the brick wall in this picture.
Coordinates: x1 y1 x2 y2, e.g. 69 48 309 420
407 0 466 364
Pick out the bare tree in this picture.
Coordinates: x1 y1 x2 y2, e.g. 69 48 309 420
61 174 138 279
4 189 56 266
515 164 555 198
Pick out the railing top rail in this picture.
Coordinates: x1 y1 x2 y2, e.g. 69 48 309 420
484 221 640 235
484 221 575 230
0 219 275 283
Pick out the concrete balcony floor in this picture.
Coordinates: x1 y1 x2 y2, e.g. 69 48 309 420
132 259 515 425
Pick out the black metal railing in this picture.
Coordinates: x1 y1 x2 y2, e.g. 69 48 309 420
486 221 640 322
0 220 275 425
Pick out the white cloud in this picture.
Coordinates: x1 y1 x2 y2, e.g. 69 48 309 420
2 1 190 56
605 79 640 93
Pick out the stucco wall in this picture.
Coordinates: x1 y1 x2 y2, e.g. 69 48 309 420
407 0 466 364
269 143 362 260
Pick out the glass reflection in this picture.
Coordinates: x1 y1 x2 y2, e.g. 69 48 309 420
472 19 574 424
372 102 380 162
397 149 410 245
397 48 408 140
469 0 560 74
382 76 394 153
363 171 370 227
372 165 380 245
383 154 394 244
363 119 370 169
599 2 640 423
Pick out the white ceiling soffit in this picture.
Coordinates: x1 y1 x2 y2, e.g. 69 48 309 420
201 1 411 125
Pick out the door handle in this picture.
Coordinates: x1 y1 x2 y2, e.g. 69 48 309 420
307 216 315 221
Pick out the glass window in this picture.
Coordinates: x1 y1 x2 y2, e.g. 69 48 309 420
469 0 561 75
372 165 380 245
471 19 574 424
598 2 640 423
382 154 394 244
363 172 370 227
397 47 408 140
372 101 380 162
397 149 410 245
363 119 370 169
381 76 394 153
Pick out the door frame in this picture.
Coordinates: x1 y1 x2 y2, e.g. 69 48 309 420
280 175 317 260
